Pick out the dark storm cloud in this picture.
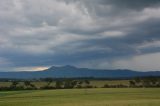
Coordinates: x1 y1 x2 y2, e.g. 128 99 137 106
100 0 160 9
0 0 160 71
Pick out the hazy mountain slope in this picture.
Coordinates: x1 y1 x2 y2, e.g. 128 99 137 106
0 65 160 79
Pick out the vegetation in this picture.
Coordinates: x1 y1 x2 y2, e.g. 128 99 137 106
0 77 159 105
0 88 160 106
0 77 160 91
128 76 160 88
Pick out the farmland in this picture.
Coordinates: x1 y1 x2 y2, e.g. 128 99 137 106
0 88 160 106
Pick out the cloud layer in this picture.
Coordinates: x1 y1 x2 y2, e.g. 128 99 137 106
0 0 160 71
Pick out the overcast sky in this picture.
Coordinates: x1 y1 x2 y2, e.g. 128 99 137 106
0 0 160 71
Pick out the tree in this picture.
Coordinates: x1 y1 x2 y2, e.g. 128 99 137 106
11 81 19 88
44 78 53 87
103 84 110 88
55 80 63 89
84 80 91 88
78 81 83 85
24 81 35 89
64 80 72 88
76 81 83 88
24 81 31 87
129 80 136 87
149 77 158 86
134 77 141 84
84 80 90 85
142 80 150 87
71 80 78 88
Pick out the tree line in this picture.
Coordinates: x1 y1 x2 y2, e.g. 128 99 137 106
0 76 160 90
129 76 160 88
0 78 93 91
103 76 160 88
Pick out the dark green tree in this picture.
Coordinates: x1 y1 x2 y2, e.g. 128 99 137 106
11 81 19 87
44 78 53 87
64 80 73 88
129 80 136 87
71 80 78 88
24 81 31 87
134 77 141 84
24 81 35 89
55 80 63 89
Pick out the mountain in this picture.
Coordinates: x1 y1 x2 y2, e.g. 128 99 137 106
0 65 160 79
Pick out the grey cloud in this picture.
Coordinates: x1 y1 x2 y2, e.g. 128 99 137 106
0 0 160 71
90 0 160 9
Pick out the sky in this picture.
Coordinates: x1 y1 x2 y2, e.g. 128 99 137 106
0 0 160 71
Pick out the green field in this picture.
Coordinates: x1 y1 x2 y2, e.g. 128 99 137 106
0 88 160 106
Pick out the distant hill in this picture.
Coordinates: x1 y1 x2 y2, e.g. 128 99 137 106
0 65 160 79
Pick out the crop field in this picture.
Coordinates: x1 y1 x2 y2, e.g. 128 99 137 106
0 88 160 106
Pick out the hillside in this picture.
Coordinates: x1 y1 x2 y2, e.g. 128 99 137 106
0 65 160 79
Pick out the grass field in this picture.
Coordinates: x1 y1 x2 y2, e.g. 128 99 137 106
0 88 160 106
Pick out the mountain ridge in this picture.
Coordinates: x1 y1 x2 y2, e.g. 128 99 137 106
0 65 160 79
